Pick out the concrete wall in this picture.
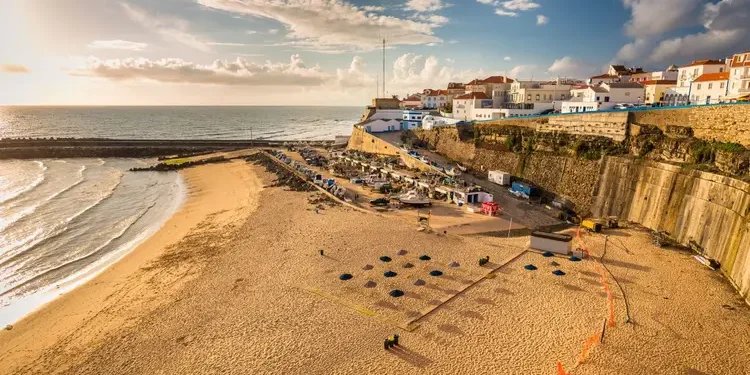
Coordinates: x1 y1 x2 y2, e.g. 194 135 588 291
347 126 433 172
347 126 400 156
592 157 750 305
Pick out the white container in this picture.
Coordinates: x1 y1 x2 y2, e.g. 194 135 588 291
488 170 511 186
530 231 572 255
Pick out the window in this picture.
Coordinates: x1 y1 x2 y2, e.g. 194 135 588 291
693 68 699 76
596 96 600 101
720 82 725 89
535 94 540 101
697 84 702 90
708 83 713 89
527 94 531 101
719 68 724 72
605 96 610 102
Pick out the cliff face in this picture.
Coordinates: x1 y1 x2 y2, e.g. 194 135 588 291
592 158 750 303
400 105 750 304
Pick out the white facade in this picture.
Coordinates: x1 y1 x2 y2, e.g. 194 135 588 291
510 81 572 104
360 119 401 133
422 115 459 130
676 60 726 91
728 51 750 98
561 82 644 113
421 89 453 109
453 93 494 121
690 73 730 105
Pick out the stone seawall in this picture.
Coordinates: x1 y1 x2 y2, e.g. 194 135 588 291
592 157 750 305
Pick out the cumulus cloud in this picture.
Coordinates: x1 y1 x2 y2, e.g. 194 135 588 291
196 0 443 51
615 0 749 64
70 55 329 86
621 0 703 39
0 64 30 74
391 53 481 92
547 56 596 79
123 3 210 51
504 56 511 61
479 0 540 18
406 0 448 12
536 15 548 25
501 0 540 11
509 64 538 79
335 56 374 88
88 40 148 51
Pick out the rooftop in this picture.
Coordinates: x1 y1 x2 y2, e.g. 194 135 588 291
642 80 677 86
606 82 644 89
455 92 490 100
591 74 618 79
680 59 726 68
693 72 730 82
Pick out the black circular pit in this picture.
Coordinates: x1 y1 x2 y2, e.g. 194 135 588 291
429 270 443 277
384 271 398 278
389 289 405 298
339 273 353 281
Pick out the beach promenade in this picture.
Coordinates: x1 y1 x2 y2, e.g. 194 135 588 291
2 153 750 375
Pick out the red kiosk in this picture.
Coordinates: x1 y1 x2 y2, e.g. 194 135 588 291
481 202 500 216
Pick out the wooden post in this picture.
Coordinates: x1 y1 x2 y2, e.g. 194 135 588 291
600 318 607 344
507 217 513 238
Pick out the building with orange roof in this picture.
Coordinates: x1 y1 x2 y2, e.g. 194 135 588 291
728 51 750 99
669 59 728 105
689 72 730 105
421 88 453 110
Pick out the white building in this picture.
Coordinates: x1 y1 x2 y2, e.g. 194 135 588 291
727 50 750 100
509 80 572 105
690 72 730 105
672 59 727 104
422 115 460 130
403 110 428 129
421 89 452 109
561 82 644 113
452 92 494 121
359 118 401 133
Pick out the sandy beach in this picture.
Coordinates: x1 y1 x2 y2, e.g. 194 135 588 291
2 156 750 375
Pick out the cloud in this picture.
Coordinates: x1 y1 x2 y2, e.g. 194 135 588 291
547 56 596 79
406 0 448 12
0 64 30 74
509 64 537 79
206 42 250 46
246 30 258 34
536 14 548 25
495 9 517 16
391 53 481 93
616 0 750 64
621 0 703 39
413 14 450 26
479 0 540 18
504 56 511 61
501 0 540 11
361 5 385 12
335 56 374 88
88 40 148 51
268 28 280 35
197 0 443 51
70 55 328 86
123 3 210 52
649 29 744 63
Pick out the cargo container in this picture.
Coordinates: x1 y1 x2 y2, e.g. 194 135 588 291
488 170 512 186
510 181 537 197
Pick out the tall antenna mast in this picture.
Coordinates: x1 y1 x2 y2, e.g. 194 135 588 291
382 38 386 98
376 75 379 98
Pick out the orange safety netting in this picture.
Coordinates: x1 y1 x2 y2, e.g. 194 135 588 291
556 227 616 374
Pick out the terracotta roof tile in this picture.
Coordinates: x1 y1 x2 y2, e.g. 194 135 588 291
455 92 489 100
680 59 725 68
642 80 677 86
693 72 730 82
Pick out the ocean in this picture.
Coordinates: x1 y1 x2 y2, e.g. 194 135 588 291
0 106 362 325
0 106 362 141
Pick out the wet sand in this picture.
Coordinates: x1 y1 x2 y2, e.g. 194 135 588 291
2 160 750 375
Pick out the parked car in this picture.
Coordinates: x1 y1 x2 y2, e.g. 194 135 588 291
538 109 555 115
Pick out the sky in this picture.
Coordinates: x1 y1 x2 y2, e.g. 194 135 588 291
0 0 748 106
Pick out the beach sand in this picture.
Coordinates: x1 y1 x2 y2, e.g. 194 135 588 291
2 159 750 375
0 159 260 375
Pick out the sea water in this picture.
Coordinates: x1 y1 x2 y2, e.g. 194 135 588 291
0 158 185 325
